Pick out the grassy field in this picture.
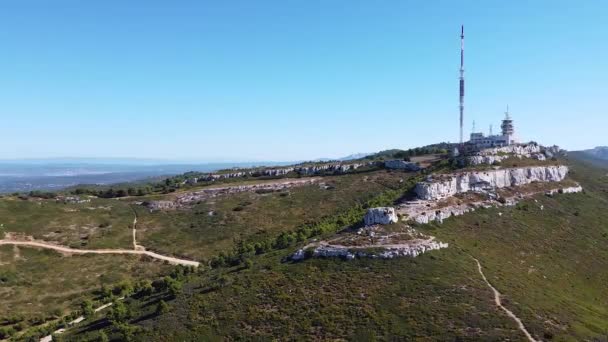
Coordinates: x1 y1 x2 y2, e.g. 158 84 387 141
0 197 134 249
59 156 608 341
135 170 411 261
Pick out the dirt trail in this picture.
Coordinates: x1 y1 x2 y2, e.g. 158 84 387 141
40 297 125 342
473 257 538 342
130 210 145 251
0 239 199 267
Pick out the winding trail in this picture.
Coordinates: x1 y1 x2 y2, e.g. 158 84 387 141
0 240 199 267
473 257 538 342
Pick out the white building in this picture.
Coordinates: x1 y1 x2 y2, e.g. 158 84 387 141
467 109 516 149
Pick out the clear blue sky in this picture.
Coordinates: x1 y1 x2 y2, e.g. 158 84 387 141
1 1 606 161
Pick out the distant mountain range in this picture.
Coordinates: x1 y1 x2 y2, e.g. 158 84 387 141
580 146 608 160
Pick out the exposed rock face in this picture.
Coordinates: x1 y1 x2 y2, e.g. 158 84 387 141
543 145 566 158
481 143 542 157
405 201 515 225
467 155 507 165
145 200 176 210
415 165 569 201
291 238 448 261
401 183 581 225
546 185 583 196
185 162 377 185
147 178 319 210
364 207 398 225
384 160 421 171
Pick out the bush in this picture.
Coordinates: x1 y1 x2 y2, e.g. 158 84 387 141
0 327 16 339
81 299 95 318
156 300 170 315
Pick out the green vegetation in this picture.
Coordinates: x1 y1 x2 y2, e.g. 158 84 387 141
60 155 608 341
364 142 451 161
0 246 172 338
0 197 134 249
4 152 608 340
0 163 428 339
136 170 417 261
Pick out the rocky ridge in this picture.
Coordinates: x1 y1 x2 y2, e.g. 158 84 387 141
292 238 449 261
185 162 377 185
415 165 569 201
466 143 564 166
146 178 320 210
400 183 582 225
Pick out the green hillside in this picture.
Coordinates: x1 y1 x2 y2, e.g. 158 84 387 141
58 155 608 341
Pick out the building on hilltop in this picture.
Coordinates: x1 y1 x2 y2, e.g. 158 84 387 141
466 107 516 149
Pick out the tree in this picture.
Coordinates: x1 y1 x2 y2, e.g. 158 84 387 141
98 331 109 342
156 300 170 315
167 277 183 298
0 327 16 339
112 280 134 297
109 301 130 324
135 280 153 297
80 299 95 318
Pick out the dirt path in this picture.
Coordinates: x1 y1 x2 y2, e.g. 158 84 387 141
0 239 199 267
473 258 538 342
40 297 125 342
132 214 138 250
130 210 145 251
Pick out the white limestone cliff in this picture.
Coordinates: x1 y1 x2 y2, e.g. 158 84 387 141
415 165 569 201
364 207 398 225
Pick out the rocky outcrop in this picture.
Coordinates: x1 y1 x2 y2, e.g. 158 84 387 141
184 162 377 185
401 182 581 225
415 165 569 201
480 143 542 157
466 143 564 166
384 160 421 171
145 200 176 210
543 145 566 158
364 207 398 225
467 155 507 165
405 200 516 225
291 238 448 261
147 178 319 210
546 185 583 196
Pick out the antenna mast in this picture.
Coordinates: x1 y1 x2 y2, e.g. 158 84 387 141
459 25 465 144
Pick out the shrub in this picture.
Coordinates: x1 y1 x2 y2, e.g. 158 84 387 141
156 300 170 315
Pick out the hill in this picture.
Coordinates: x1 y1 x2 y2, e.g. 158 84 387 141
53 153 608 341
578 146 608 161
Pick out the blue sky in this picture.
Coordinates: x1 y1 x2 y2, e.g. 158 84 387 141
1 1 606 161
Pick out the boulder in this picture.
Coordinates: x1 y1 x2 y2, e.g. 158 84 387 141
364 207 398 225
